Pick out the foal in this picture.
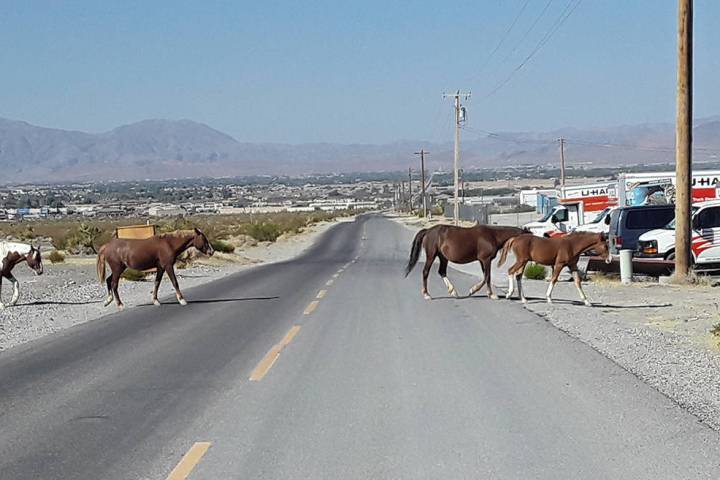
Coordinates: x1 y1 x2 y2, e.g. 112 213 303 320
405 223 528 299
97 228 214 309
0 242 44 309
497 231 610 306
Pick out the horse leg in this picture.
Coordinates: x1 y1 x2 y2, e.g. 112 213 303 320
572 269 591 306
546 264 564 304
421 248 434 300
484 257 498 300
165 266 187 306
104 275 114 307
505 260 525 299
438 255 458 298
111 267 125 310
516 274 528 304
8 274 19 306
151 269 164 306
0 276 4 309
468 261 486 297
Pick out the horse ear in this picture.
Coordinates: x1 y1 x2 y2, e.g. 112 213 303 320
194 227 202 235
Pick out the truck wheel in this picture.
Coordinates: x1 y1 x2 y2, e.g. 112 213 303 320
665 251 675 261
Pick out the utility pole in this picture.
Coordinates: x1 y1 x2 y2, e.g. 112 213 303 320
400 180 406 213
674 0 693 280
408 167 413 212
415 149 429 217
443 90 471 225
558 138 566 190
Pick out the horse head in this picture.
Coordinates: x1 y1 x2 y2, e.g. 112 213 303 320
595 232 611 264
25 245 44 275
192 228 215 257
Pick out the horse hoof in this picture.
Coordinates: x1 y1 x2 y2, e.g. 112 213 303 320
179 299 188 306
103 298 113 307
521 298 528 304
584 301 592 307
117 304 125 311
153 300 161 306
423 293 432 300
489 294 499 300
546 299 553 305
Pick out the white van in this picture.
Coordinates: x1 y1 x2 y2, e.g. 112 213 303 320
572 206 617 234
637 200 720 264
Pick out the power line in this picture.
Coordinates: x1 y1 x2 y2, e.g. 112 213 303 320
482 0 584 100
473 0 531 77
499 0 555 66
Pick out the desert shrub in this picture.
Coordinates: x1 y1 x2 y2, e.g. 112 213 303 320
210 239 235 253
242 221 283 242
48 250 65 264
121 269 148 281
524 262 547 280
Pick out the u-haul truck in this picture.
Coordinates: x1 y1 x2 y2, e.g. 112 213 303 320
617 171 720 206
524 182 618 236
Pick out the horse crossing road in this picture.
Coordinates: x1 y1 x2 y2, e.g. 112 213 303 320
0 215 719 479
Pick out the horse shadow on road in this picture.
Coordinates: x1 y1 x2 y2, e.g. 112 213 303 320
137 296 280 307
24 300 103 306
502 296 673 309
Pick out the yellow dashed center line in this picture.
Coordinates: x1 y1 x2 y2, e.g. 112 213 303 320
166 442 211 480
304 300 320 315
316 289 327 299
332 273 339 279
326 279 334 286
249 325 301 381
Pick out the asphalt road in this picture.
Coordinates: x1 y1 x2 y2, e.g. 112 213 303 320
1 214 720 479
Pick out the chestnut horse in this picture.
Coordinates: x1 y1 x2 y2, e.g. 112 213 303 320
0 242 44 309
96 228 214 309
497 231 610 306
405 224 528 299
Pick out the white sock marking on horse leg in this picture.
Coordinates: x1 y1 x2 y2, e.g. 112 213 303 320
443 276 458 297
546 282 555 304
506 275 514 299
10 279 19 305
517 276 527 304
573 272 591 306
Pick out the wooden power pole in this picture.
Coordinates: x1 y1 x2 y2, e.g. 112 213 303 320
408 168 413 212
558 138 566 189
415 149 429 217
674 0 693 280
443 90 471 225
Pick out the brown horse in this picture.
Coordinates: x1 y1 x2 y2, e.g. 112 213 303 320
497 231 610 306
405 224 528 299
0 241 44 309
96 228 214 309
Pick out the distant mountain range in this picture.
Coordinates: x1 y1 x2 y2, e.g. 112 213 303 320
1 116 719 183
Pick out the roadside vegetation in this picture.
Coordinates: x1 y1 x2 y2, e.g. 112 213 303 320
524 263 547 280
47 250 65 264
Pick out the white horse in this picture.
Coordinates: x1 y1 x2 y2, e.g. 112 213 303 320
0 241 44 309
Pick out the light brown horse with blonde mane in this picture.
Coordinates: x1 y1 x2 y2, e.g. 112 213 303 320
497 231 610 306
96 228 214 310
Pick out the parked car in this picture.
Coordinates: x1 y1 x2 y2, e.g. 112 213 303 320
607 204 676 255
637 200 720 264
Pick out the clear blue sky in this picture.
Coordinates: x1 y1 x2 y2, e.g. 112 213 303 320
0 1 718 144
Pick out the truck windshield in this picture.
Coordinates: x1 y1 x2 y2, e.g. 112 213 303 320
665 206 699 229
539 210 554 222
588 208 609 224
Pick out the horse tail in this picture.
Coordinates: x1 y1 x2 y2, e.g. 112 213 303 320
497 237 515 268
96 245 107 284
405 228 428 277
